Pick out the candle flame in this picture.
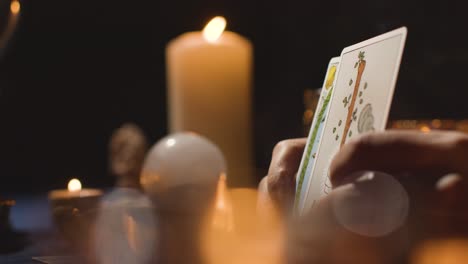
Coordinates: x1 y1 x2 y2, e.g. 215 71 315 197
203 16 226 43
10 0 20 14
68 178 82 192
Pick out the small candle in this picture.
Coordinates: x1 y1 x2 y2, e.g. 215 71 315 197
49 178 102 200
166 16 253 186
48 179 103 257
48 178 103 211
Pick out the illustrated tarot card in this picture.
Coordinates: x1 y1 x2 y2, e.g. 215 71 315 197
295 57 340 213
298 27 407 215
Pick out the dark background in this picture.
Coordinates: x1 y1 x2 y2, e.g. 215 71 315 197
0 0 466 192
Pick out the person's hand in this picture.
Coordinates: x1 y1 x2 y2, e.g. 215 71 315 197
259 130 468 263
329 130 468 238
259 130 468 212
330 130 468 186
258 138 306 212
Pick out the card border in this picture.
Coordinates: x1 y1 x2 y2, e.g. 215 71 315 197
295 56 340 213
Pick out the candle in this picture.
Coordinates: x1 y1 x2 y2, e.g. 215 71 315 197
166 16 253 186
0 0 21 52
48 179 103 258
48 178 103 212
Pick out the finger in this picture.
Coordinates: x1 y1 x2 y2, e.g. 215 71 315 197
257 176 274 212
268 138 308 176
288 183 408 263
266 138 307 208
330 130 468 187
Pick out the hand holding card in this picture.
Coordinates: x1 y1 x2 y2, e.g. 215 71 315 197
296 27 408 215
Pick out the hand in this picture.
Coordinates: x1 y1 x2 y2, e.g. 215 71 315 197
330 130 468 186
329 130 468 238
260 130 468 263
259 130 468 213
258 138 306 212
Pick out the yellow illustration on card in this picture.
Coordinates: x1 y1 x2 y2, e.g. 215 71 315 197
325 65 337 90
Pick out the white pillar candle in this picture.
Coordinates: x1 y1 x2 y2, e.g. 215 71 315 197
166 17 253 186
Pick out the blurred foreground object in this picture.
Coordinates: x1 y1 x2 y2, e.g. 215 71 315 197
141 132 226 263
411 239 468 264
330 171 409 237
109 123 148 189
202 188 285 264
166 16 254 187
94 188 157 264
287 177 410 264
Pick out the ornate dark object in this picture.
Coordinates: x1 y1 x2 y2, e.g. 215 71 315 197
109 123 148 189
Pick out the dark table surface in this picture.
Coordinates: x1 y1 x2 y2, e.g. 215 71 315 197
0 195 76 264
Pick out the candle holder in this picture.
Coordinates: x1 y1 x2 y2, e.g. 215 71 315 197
48 181 103 257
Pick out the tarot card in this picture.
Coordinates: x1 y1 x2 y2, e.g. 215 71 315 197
295 57 340 212
298 27 407 215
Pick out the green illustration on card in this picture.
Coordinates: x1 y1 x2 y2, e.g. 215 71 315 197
294 64 337 210
295 87 333 209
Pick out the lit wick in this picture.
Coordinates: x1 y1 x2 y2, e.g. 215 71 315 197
68 178 82 193
202 16 226 43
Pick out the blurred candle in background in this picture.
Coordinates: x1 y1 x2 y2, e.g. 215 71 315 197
166 16 253 186
0 0 21 53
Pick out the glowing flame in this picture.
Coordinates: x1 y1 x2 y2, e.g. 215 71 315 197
203 16 226 43
10 0 20 14
68 178 82 192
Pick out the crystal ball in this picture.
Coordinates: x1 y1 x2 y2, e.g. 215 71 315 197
141 132 226 195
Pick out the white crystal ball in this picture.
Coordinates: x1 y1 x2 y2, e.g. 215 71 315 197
141 132 226 194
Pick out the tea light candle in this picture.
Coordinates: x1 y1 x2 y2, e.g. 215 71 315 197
48 178 103 210
166 16 253 186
